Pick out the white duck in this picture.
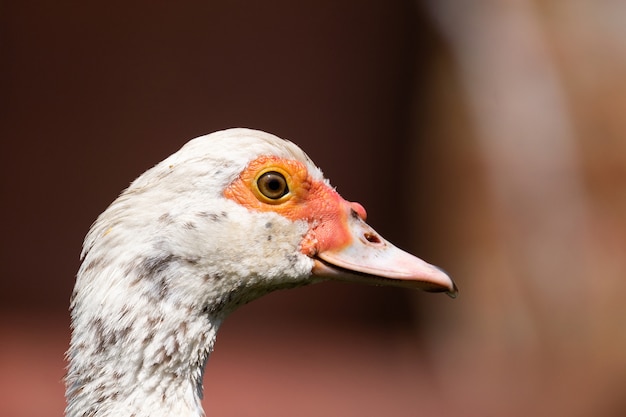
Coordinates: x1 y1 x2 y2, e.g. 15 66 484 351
66 128 457 417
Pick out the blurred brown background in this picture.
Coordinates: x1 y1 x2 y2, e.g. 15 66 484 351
2 1 625 416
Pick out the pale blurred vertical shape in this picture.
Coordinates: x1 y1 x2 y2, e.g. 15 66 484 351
415 0 626 416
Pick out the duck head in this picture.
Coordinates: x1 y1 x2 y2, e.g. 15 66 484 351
67 128 456 417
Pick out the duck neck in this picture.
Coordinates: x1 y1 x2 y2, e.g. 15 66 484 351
67 310 221 417
66 264 225 417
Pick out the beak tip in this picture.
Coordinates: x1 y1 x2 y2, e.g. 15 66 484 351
428 266 458 299
425 279 458 298
446 285 459 299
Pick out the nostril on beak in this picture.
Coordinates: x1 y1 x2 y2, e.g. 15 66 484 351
363 232 382 244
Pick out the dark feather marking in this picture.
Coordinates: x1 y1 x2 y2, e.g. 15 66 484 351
158 213 174 224
195 349 210 399
92 317 133 355
196 210 228 222
136 254 177 299
83 255 112 274
140 254 179 280
183 221 197 230
185 255 200 265
204 272 224 282
147 315 162 327
69 289 78 306
136 254 200 300
154 346 173 364
120 305 131 318
92 318 106 354
143 330 155 345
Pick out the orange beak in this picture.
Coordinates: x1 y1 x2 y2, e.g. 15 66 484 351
310 202 458 298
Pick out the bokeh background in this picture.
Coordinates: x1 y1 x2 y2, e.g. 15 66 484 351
2 1 625 416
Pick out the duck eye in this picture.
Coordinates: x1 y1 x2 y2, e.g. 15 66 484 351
257 171 289 200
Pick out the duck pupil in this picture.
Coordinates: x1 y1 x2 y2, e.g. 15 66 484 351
258 172 288 199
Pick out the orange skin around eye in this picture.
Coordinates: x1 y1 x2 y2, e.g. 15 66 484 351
223 155 367 256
